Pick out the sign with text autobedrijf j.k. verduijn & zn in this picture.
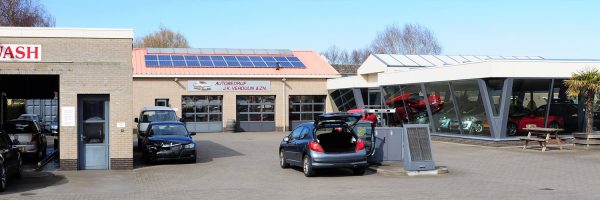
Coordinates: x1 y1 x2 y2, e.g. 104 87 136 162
187 80 271 92
0 44 41 62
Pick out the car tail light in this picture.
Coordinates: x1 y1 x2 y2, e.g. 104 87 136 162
355 139 365 151
308 141 324 152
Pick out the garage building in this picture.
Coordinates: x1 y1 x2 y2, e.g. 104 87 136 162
132 48 339 133
0 27 133 170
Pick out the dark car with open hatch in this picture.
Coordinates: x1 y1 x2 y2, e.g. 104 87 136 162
279 113 376 177
139 121 197 163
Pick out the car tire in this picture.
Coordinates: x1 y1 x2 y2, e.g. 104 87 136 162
303 155 315 177
471 122 483 134
507 122 517 136
0 164 7 192
14 158 22 179
353 167 366 176
279 150 289 169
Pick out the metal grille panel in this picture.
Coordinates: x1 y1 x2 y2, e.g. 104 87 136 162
406 127 433 161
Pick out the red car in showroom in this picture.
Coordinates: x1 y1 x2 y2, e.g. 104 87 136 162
384 93 443 123
507 103 578 136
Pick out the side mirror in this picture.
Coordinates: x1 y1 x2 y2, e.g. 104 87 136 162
190 132 197 136
283 136 290 142
134 118 139 123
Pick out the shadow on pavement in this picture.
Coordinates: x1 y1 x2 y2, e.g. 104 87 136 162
289 167 376 177
3 171 68 195
133 140 244 169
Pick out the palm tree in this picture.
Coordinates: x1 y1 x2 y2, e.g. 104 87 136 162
564 69 600 133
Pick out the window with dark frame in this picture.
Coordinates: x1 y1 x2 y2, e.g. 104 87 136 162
289 95 326 121
155 98 169 107
181 96 223 123
236 95 275 122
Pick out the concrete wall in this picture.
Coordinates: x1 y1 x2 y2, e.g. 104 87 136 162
132 78 333 131
0 37 133 169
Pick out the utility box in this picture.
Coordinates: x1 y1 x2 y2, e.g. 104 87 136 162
369 127 404 164
402 124 435 171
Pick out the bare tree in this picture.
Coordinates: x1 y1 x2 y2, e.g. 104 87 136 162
134 26 190 48
350 48 372 64
370 23 441 55
322 45 352 65
0 0 54 27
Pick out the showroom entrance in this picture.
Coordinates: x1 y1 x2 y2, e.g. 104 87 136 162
236 95 275 132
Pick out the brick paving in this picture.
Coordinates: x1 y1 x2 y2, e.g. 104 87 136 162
2 132 600 200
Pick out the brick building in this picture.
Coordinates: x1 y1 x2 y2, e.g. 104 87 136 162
0 27 133 170
132 48 340 132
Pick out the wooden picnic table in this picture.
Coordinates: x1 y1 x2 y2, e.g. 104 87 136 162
519 127 565 152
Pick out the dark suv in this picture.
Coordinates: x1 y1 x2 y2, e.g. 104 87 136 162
0 133 23 192
279 113 375 177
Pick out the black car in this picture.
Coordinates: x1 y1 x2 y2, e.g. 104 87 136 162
140 122 197 163
0 133 23 192
279 113 376 177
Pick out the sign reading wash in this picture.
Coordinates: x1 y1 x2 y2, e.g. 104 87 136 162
188 80 271 92
0 44 41 61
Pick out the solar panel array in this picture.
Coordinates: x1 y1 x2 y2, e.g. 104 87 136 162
145 55 305 68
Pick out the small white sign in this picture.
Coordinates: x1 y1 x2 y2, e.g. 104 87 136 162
188 80 271 92
61 107 75 127
116 122 126 128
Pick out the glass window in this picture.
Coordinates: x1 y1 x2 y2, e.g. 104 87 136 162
452 80 490 136
182 96 223 123
382 85 403 127
155 98 169 107
507 79 551 136
237 95 275 122
549 79 581 133
425 82 460 134
289 95 326 122
329 89 356 112
140 110 177 123
381 84 429 127
291 127 304 139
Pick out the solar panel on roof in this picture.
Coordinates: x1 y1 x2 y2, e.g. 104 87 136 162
144 54 305 68
145 55 158 61
213 60 227 66
184 56 197 61
236 56 250 61
262 56 276 61
157 55 171 60
200 61 214 66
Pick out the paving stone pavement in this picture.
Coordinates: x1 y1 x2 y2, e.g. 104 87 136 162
1 132 600 200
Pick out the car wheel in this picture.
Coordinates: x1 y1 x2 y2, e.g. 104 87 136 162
14 158 22 179
549 122 560 129
303 155 315 177
0 163 7 192
472 122 484 134
279 150 289 169
353 167 366 176
507 122 517 136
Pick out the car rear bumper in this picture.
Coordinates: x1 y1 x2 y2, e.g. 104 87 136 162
310 150 367 169
14 145 38 154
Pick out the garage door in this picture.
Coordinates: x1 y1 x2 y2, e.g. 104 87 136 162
289 95 326 130
182 96 223 133
236 95 275 132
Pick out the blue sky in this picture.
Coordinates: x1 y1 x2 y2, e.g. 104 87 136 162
45 0 600 59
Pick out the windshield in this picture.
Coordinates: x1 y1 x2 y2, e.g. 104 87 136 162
3 122 35 133
141 110 178 123
150 124 188 136
18 115 37 121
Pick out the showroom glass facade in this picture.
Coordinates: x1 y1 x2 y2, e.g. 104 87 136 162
331 78 586 139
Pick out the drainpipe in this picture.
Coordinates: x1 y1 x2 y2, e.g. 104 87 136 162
282 78 287 132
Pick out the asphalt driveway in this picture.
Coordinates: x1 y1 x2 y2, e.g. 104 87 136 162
2 132 600 200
